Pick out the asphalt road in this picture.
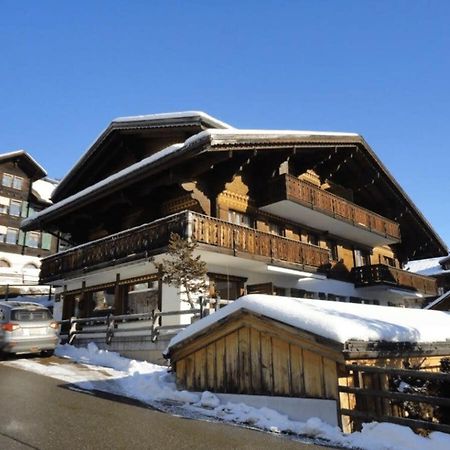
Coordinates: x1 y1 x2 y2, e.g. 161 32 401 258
0 361 333 450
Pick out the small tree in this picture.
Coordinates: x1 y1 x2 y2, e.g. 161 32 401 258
155 233 208 309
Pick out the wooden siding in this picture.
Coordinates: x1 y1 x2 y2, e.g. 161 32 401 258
172 313 341 400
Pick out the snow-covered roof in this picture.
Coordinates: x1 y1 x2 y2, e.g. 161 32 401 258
52 111 233 200
424 290 450 310
0 150 46 178
31 178 58 204
22 144 184 230
168 295 450 350
112 111 234 129
183 128 360 149
405 257 450 277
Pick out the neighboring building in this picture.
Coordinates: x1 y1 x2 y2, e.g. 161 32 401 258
0 150 58 297
21 111 447 333
405 255 450 310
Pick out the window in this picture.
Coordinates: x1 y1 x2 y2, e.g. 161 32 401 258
383 256 396 267
308 234 319 246
228 210 253 228
13 176 23 190
2 173 13 188
208 273 246 301
0 196 9 214
327 240 338 260
268 222 282 236
6 228 18 245
26 231 40 248
354 249 371 267
9 200 21 217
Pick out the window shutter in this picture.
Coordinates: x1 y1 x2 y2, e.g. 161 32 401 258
41 232 52 250
21 201 29 217
18 230 25 246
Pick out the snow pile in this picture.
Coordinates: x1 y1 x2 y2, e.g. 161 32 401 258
32 178 57 204
4 343 449 450
56 343 197 404
169 295 450 350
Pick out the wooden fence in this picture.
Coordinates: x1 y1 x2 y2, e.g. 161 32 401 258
339 364 450 434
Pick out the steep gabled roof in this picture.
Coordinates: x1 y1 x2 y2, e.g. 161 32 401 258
0 150 46 180
52 111 233 201
21 115 447 258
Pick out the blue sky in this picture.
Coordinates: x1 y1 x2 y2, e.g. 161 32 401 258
1 1 449 248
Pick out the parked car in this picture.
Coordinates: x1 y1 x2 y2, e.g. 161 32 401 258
0 301 59 357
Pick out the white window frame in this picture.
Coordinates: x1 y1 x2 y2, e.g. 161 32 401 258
2 173 13 188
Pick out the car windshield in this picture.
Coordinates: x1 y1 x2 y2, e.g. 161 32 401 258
11 309 51 321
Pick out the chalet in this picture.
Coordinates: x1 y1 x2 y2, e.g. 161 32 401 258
166 294 450 433
0 151 58 297
20 111 447 357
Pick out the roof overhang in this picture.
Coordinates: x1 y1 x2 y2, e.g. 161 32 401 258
52 111 233 201
24 126 448 258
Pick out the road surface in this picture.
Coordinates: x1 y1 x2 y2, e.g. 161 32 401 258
0 361 333 450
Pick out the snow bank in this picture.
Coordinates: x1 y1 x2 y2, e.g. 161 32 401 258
169 295 450 350
5 343 447 450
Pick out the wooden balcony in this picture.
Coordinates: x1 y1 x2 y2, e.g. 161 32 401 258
40 211 330 283
260 174 401 247
352 264 437 296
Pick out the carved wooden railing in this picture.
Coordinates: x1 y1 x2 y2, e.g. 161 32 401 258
40 211 330 282
265 174 401 240
352 264 437 296
191 214 330 268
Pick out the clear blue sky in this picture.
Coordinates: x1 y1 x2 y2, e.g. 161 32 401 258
1 1 449 249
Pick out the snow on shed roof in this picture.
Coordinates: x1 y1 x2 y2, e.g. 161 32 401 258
168 295 450 350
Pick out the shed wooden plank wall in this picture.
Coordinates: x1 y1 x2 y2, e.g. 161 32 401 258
174 324 339 400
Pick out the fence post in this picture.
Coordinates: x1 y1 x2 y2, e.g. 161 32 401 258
215 294 221 311
68 317 77 345
105 313 115 345
199 295 204 318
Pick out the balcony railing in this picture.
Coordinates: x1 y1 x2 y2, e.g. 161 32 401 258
40 211 330 283
264 174 401 240
352 264 437 296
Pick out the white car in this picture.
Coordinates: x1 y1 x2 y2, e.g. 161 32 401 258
0 301 59 357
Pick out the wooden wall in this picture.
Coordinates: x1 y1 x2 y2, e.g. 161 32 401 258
172 314 341 401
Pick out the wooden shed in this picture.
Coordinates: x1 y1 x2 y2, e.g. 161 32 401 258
166 295 450 433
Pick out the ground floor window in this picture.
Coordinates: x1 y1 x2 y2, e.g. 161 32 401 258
208 273 247 301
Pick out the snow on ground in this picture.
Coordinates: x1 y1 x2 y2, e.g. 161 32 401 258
2 343 450 450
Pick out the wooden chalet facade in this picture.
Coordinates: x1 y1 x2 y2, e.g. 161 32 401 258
21 112 447 345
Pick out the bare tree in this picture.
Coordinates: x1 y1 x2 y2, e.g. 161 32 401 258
154 233 208 309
